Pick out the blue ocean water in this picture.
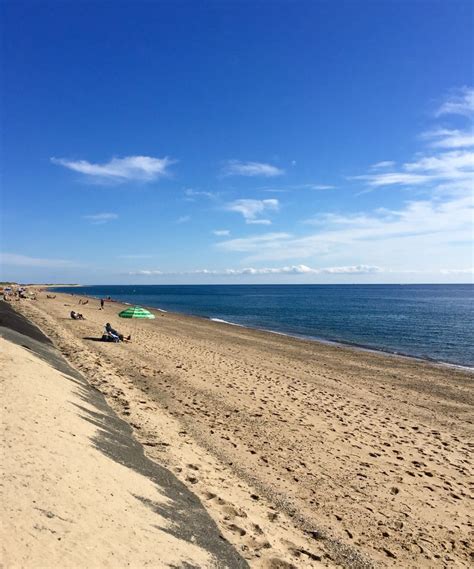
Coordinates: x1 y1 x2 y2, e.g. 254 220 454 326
52 284 474 367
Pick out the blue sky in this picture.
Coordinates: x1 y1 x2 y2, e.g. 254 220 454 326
1 0 473 284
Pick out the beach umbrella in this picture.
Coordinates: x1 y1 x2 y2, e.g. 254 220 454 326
118 306 155 319
117 306 155 341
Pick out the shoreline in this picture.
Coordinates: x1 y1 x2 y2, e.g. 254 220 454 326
49 286 474 373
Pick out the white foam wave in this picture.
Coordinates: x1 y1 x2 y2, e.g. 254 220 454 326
210 318 243 327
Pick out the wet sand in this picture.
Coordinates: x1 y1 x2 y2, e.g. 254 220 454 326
10 291 474 568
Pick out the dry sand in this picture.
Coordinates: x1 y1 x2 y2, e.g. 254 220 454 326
1 314 247 568
9 291 474 568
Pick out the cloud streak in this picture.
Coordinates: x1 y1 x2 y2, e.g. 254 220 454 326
51 155 175 183
83 213 118 224
353 88 474 197
222 160 284 177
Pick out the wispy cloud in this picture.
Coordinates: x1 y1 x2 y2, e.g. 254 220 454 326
261 183 335 193
51 155 175 183
224 198 279 224
353 88 474 196
215 232 293 255
212 229 230 236
222 160 284 177
306 184 336 190
421 128 474 149
177 215 191 224
128 264 382 276
0 252 79 268
247 219 272 225
184 188 218 201
435 86 474 117
83 213 118 224
354 146 473 194
217 195 473 264
354 171 432 187
370 161 396 170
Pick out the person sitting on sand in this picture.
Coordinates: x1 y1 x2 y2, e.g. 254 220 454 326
105 323 131 342
70 311 85 320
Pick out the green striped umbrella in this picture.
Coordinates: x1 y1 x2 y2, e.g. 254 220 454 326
118 306 155 319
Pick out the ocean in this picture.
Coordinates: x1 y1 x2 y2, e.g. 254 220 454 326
51 284 474 368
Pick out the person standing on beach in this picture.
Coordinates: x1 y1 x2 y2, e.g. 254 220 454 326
100 298 104 310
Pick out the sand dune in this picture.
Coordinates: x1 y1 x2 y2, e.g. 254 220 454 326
10 291 474 568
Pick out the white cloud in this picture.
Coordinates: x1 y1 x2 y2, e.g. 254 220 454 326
222 160 284 177
436 87 474 117
212 229 230 236
130 270 164 275
261 183 335 192
322 265 381 274
0 253 79 268
355 150 474 196
224 198 279 224
354 171 431 187
191 264 382 275
306 184 335 190
217 195 473 264
214 89 473 273
247 219 272 225
422 129 474 149
51 155 175 183
128 264 382 276
355 88 474 197
83 212 118 224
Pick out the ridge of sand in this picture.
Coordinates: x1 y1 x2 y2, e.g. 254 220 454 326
9 292 474 568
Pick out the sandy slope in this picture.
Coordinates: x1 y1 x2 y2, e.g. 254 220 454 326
1 336 232 568
11 292 474 568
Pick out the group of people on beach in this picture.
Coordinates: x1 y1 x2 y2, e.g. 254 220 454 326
2 286 36 302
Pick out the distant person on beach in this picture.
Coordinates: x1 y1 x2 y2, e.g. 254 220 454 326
70 311 85 320
100 298 104 310
105 322 131 342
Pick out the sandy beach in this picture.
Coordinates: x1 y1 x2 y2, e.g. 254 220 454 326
1 301 247 569
7 290 474 568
